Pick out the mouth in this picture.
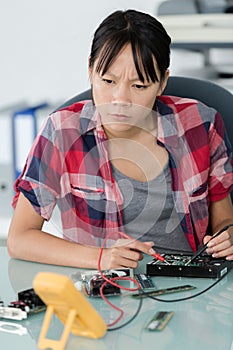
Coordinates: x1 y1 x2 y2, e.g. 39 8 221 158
109 113 131 121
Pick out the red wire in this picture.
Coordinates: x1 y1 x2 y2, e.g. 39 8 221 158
97 232 141 327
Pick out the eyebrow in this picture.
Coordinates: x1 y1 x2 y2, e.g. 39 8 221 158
103 71 143 83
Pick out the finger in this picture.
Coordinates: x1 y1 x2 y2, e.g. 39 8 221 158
111 244 142 263
209 228 232 246
110 254 139 269
207 230 232 252
138 253 144 261
127 240 155 255
212 246 233 258
122 248 142 262
206 240 229 255
113 238 134 247
143 241 155 248
203 235 212 245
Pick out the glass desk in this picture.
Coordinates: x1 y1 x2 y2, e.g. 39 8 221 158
1 246 233 350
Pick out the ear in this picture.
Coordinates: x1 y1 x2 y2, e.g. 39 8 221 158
158 69 170 96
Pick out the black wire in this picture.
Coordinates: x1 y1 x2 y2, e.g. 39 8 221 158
107 256 231 329
147 272 227 303
107 290 144 331
107 274 223 331
106 269 230 330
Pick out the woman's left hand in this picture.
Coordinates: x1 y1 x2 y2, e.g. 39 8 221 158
204 226 233 260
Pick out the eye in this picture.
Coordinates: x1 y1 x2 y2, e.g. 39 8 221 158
133 84 148 90
102 78 114 85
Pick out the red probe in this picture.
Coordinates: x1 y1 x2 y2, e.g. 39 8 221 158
120 232 169 264
151 253 170 264
151 252 166 262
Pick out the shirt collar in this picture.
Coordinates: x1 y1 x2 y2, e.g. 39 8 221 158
156 98 179 149
80 101 102 135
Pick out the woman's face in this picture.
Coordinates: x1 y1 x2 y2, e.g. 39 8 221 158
89 44 169 137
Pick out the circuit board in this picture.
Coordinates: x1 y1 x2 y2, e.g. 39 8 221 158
134 274 156 290
145 311 174 331
146 254 233 278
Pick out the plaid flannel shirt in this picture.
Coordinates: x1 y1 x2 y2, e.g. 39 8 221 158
13 96 233 251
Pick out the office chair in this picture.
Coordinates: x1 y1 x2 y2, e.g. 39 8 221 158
164 76 233 149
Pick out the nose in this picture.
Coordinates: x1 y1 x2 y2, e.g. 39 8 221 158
112 83 131 106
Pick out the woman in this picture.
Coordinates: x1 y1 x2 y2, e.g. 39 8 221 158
7 10 233 269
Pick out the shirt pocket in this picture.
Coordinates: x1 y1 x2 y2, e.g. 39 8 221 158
69 175 107 227
70 174 106 201
71 185 106 200
189 181 208 202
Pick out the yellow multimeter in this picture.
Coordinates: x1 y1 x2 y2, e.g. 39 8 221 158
33 272 107 350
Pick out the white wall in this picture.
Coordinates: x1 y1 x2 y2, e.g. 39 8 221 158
1 0 163 107
0 1 164 235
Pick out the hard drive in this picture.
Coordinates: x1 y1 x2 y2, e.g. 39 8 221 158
146 254 233 278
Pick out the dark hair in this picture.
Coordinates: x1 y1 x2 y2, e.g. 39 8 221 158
89 10 171 84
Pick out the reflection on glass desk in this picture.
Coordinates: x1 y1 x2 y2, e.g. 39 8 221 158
1 246 233 350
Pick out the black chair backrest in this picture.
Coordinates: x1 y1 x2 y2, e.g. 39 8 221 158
164 76 233 149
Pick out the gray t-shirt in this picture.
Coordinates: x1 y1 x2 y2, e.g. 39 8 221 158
111 162 192 253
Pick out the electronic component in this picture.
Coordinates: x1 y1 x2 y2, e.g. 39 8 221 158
147 254 233 278
78 268 132 282
17 288 46 314
0 306 27 321
132 284 196 298
80 269 133 297
134 274 155 290
83 272 121 297
8 301 30 313
145 311 174 331
0 288 45 321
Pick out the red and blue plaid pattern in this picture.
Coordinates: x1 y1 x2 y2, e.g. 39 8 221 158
13 96 233 251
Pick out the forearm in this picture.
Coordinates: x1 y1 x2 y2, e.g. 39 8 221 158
7 227 156 269
7 193 155 269
210 195 233 234
7 228 101 269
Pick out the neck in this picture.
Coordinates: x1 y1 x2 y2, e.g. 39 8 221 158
103 115 158 142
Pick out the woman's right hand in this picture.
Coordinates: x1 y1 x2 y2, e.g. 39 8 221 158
100 238 155 270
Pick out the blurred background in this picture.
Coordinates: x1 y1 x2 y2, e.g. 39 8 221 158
1 0 233 242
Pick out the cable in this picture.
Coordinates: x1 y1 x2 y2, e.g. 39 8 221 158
96 232 232 327
147 272 227 303
97 232 141 328
107 291 144 331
